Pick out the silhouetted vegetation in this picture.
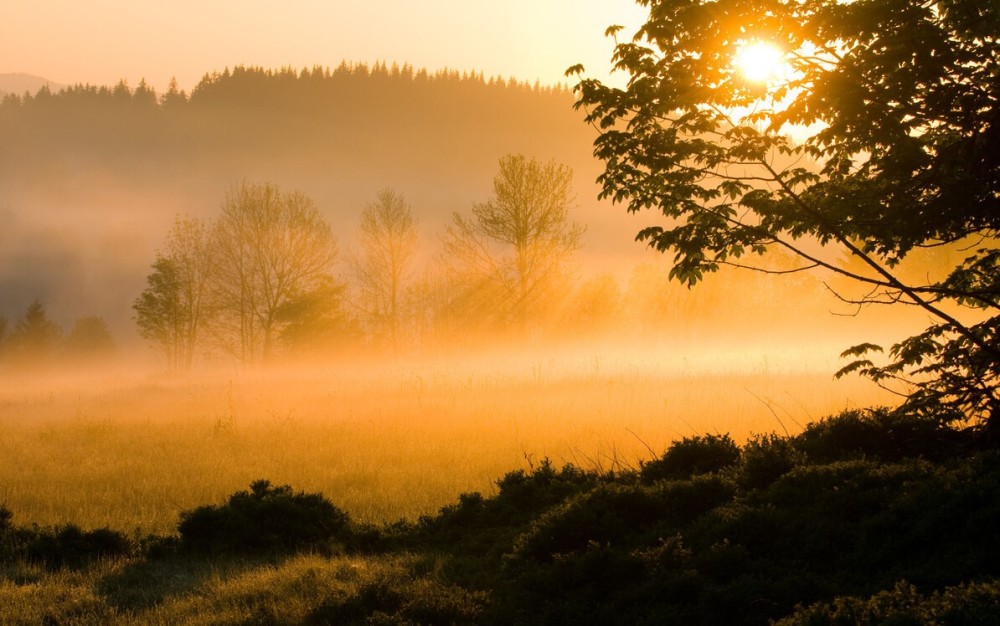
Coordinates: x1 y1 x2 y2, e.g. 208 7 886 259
572 0 1000 430
0 300 115 368
0 64 575 184
2 409 998 624
0 507 133 569
177 480 352 555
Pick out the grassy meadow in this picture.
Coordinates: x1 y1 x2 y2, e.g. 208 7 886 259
0 341 890 534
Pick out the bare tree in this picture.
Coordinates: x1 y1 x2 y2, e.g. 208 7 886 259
212 181 338 364
441 154 584 329
351 189 418 345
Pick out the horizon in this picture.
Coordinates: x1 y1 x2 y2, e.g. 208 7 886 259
1 1 648 94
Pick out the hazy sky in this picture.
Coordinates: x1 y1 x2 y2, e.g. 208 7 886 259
2 1 648 92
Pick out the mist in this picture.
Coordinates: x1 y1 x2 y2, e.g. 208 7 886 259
0 63 922 531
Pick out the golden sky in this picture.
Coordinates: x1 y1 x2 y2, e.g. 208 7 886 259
1 1 648 91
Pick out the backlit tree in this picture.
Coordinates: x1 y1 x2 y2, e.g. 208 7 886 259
571 0 1000 429
441 154 584 330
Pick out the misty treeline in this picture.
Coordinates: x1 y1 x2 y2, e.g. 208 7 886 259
0 300 114 366
0 61 607 341
125 151 940 370
0 63 574 180
0 63 962 370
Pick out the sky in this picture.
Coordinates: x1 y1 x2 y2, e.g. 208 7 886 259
1 1 649 92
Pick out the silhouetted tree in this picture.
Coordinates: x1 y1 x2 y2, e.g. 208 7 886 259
212 181 338 364
134 257 184 368
63 316 115 361
278 275 357 354
442 154 584 330
351 189 418 345
9 299 62 363
161 77 188 109
571 0 1000 427
133 215 212 369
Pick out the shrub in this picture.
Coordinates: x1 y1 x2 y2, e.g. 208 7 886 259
23 525 133 569
793 408 965 463
509 483 672 562
509 475 735 563
738 433 804 490
177 480 351 555
641 434 741 482
774 579 1000 626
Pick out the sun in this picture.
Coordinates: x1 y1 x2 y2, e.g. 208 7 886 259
734 40 786 83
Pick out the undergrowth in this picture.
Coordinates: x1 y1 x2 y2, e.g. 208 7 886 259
1 407 998 625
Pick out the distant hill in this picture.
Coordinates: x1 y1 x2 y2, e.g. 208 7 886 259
0 72 64 96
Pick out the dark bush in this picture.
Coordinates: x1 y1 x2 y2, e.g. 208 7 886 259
738 433 804 490
177 479 351 555
641 434 741 482
509 483 672 562
509 475 735 563
24 525 133 569
0 506 133 568
793 408 966 463
774 579 1000 626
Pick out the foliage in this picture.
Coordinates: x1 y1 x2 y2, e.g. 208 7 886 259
211 182 340 364
794 407 967 463
277 274 358 354
133 215 212 370
640 433 741 481
441 154 584 331
133 256 184 366
177 480 352 555
738 432 804 490
6 299 62 364
0 508 133 570
774 580 1000 626
3 412 1000 623
570 0 1000 427
62 316 116 361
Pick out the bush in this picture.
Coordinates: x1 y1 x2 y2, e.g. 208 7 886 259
0 506 133 569
738 433 804 490
641 434 741 482
178 480 352 555
509 483 672 562
23 525 134 569
509 475 735 564
774 579 1000 626
793 408 965 463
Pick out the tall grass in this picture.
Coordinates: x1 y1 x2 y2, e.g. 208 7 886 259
0 345 891 533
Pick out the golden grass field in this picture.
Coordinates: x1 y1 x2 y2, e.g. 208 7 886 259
0 341 893 535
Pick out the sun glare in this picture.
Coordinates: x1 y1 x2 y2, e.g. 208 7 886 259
734 40 786 83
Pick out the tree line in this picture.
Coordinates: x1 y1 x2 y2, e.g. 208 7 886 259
127 153 866 370
0 64 580 180
133 155 588 367
0 300 115 366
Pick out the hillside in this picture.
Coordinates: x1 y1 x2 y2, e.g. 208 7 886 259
0 64 642 335
0 73 63 97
